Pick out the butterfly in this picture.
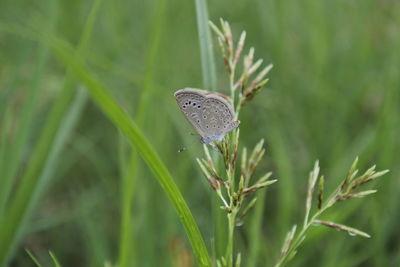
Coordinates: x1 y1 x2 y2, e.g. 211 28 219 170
174 88 240 146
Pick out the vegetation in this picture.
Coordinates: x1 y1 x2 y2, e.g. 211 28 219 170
0 0 398 266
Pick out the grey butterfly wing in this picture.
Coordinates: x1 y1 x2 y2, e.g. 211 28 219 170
174 89 207 137
201 94 240 139
225 120 240 132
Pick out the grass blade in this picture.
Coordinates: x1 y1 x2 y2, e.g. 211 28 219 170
49 251 62 267
118 1 166 265
31 88 88 203
49 38 212 266
246 190 267 267
118 152 138 267
194 0 222 259
25 250 43 267
195 0 217 91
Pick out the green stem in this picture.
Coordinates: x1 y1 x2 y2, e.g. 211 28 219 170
225 45 238 267
229 60 237 109
230 66 236 108
234 96 243 121
276 188 340 267
225 209 237 267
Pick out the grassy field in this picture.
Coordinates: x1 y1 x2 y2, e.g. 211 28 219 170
0 0 399 266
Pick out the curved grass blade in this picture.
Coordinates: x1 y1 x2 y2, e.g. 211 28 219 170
49 251 62 267
49 38 212 267
25 250 42 267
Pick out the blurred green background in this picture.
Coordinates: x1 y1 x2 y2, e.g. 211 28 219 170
0 0 399 266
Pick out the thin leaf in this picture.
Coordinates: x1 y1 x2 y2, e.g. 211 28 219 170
25 250 42 267
246 190 266 267
49 251 62 267
195 0 217 91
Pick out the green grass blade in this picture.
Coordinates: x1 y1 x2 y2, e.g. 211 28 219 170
268 124 295 238
25 250 43 267
49 251 62 267
0 0 102 264
118 152 138 267
195 0 217 91
135 0 166 123
246 191 267 267
49 38 212 267
194 0 221 258
31 88 88 203
118 1 166 265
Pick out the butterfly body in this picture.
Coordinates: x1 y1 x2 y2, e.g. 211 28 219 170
174 88 240 146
